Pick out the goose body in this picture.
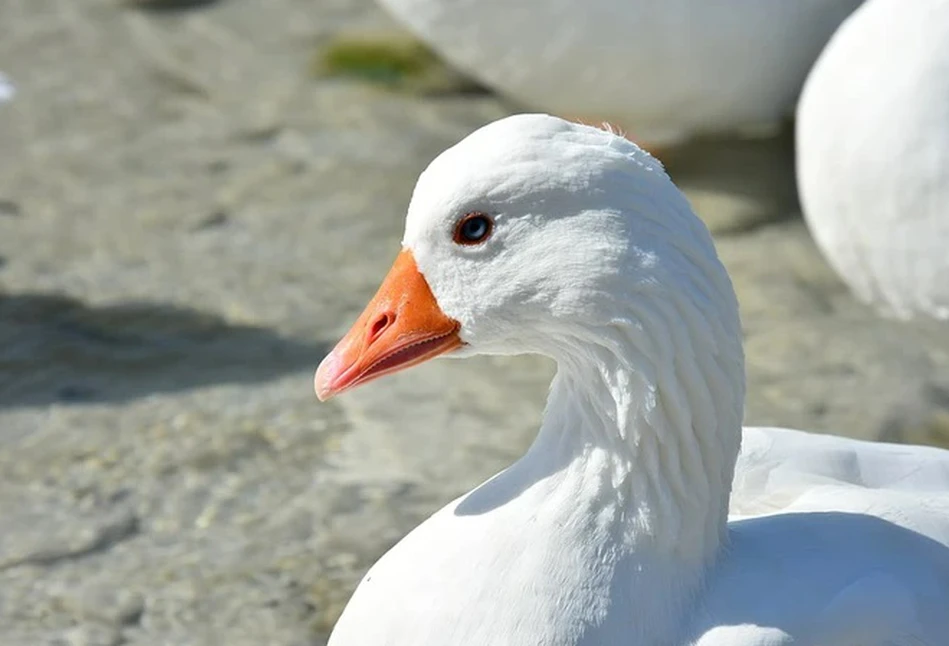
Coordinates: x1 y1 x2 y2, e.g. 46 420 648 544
375 0 863 147
796 0 949 320
316 115 949 645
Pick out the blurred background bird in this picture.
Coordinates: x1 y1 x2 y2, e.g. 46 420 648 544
375 0 864 153
797 0 949 321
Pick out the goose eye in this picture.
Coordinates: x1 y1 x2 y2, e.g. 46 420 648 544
454 212 493 245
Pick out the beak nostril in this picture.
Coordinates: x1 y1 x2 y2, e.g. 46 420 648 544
367 312 395 345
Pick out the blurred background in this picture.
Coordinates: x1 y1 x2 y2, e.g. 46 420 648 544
0 0 947 644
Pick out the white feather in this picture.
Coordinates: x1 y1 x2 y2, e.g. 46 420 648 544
376 0 863 145
328 115 949 646
797 0 949 320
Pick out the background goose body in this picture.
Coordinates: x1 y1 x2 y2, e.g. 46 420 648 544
375 0 863 147
317 115 949 645
796 0 949 320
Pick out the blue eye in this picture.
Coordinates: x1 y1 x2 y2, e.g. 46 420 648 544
454 212 494 245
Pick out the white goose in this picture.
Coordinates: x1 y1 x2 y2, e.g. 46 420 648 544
796 0 949 320
375 0 864 149
315 115 949 645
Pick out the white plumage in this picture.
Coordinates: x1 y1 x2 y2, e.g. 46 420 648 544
797 0 949 320
376 0 863 147
320 115 949 645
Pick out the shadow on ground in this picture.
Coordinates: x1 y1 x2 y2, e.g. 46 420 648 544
661 124 802 235
123 0 221 13
0 291 327 408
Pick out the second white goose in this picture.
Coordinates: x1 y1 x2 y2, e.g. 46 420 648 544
375 0 863 149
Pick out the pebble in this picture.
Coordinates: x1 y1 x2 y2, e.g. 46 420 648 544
0 72 15 104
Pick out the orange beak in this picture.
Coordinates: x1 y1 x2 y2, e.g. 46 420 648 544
314 249 462 401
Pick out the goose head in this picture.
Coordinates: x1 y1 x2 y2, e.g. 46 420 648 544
315 113 744 439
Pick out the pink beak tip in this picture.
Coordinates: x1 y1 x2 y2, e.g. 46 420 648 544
314 352 341 402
